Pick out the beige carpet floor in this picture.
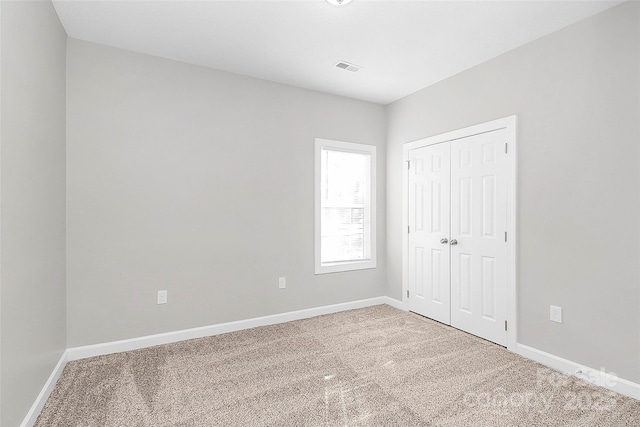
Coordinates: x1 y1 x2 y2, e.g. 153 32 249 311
36 305 640 426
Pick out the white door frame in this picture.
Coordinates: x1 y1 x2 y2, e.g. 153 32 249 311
402 116 518 351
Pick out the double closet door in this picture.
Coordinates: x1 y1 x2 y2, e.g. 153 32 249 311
407 129 508 346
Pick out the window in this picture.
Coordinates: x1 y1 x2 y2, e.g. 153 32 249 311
315 139 376 274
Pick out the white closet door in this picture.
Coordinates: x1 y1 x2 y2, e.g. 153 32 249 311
407 143 451 324
450 129 508 346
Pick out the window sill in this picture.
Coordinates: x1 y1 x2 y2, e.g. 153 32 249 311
315 260 377 275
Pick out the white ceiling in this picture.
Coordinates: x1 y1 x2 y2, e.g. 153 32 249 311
52 0 622 105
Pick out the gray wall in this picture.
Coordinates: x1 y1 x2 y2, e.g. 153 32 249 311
0 1 67 426
66 39 387 347
386 1 640 383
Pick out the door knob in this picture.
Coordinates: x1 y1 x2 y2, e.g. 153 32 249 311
440 238 448 244
450 239 458 246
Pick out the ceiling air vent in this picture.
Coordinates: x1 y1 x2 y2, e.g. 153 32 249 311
335 61 361 72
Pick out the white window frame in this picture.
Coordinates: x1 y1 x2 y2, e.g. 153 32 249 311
315 138 377 274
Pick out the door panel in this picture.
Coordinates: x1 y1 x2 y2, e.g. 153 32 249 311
407 129 508 346
450 130 508 346
408 143 450 324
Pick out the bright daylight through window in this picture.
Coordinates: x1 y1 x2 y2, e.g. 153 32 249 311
315 139 376 274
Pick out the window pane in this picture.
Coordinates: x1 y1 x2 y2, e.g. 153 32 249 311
321 207 365 262
322 150 367 205
320 149 370 264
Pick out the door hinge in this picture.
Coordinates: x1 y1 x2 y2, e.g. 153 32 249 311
407 160 411 170
408 226 410 234
505 320 508 331
504 231 507 242
407 290 410 298
505 143 508 154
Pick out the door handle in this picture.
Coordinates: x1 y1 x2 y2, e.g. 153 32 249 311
440 238 448 244
450 239 458 246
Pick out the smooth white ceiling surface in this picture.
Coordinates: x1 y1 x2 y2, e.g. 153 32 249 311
52 0 622 105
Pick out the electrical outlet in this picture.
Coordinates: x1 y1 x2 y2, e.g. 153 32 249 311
157 290 168 304
550 305 562 323
279 277 286 289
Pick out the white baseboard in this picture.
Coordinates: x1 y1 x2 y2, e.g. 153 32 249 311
21 351 68 427
382 296 406 310
516 343 640 400
25 297 400 425
67 296 400 361
26 297 637 427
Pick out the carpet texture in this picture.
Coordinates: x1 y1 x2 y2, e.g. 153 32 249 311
35 305 640 426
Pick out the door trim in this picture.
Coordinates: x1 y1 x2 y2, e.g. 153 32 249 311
402 116 517 351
